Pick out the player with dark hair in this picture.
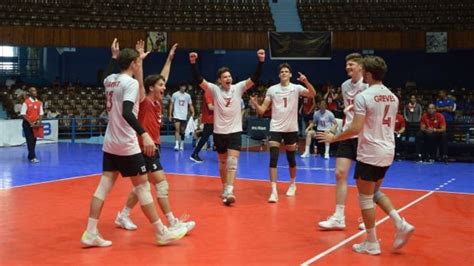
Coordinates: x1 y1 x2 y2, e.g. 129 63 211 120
189 49 265 205
250 63 316 203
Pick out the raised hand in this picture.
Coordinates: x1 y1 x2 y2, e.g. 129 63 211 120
257 49 265 62
297 72 308 83
111 38 120 59
135 40 150 60
168 43 178 61
189 52 198 64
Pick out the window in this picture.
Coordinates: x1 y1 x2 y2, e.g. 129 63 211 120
0 46 19 73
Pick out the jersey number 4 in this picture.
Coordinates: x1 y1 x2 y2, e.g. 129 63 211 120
382 105 392 126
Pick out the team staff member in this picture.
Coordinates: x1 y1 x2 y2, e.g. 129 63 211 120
21 87 44 163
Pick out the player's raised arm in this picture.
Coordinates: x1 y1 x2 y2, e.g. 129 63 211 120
297 72 316 98
160 43 178 82
244 49 265 91
135 39 150 102
189 52 209 91
103 38 120 79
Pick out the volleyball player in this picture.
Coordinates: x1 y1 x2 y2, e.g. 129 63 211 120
81 41 186 247
317 56 414 255
114 43 195 234
189 49 265 205
318 53 368 229
250 63 316 203
170 84 194 151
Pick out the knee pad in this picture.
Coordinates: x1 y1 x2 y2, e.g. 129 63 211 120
133 182 153 206
93 176 114 201
358 193 375 210
227 156 238 173
269 147 280 168
155 180 169 199
286 150 296 168
373 190 386 203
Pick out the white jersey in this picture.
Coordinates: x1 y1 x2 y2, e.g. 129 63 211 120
171 91 192 120
313 109 335 131
341 78 368 132
103 73 141 156
265 83 307 132
207 81 246 134
354 84 399 167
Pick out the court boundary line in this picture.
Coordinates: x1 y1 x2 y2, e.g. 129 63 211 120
0 173 99 190
300 190 435 265
2 172 473 196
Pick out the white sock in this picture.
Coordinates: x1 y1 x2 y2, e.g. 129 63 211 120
121 206 132 217
271 182 277 192
175 140 179 146
366 227 377 242
325 143 330 155
153 219 165 233
335 204 345 218
289 178 295 185
227 185 234 193
304 145 309 154
389 210 403 229
165 212 176 224
86 217 98 234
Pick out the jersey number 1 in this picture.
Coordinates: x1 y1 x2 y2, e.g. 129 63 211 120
382 105 391 126
283 97 287 108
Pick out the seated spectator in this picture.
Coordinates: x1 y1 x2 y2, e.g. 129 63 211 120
46 108 60 119
300 94 315 130
416 104 448 163
333 88 345 119
394 111 406 161
404 94 423 123
14 86 25 99
435 89 455 122
301 101 336 159
13 98 23 118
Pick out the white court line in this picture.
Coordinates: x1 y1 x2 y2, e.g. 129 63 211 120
168 172 474 196
0 173 99 190
278 166 335 171
300 190 435 265
2 172 473 196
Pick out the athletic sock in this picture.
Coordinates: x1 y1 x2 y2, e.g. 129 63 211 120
87 217 98 234
389 210 403 229
165 212 176 224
